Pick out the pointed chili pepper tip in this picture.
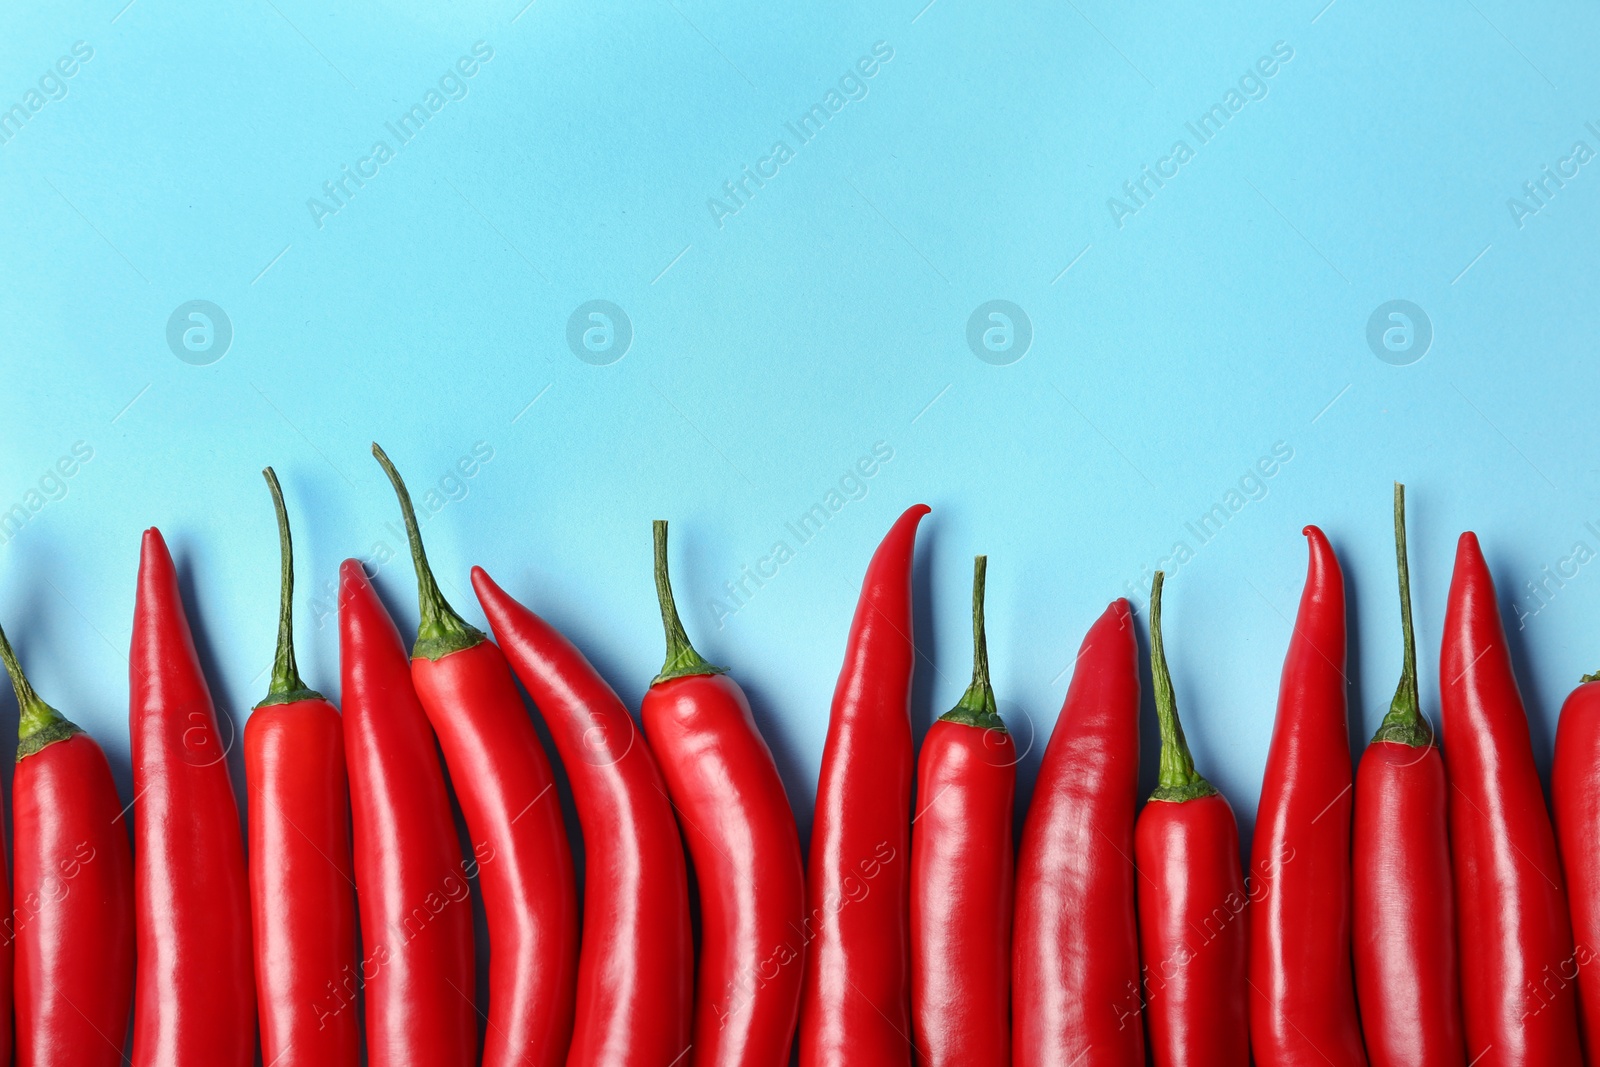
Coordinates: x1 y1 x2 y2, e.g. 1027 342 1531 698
651 519 728 686
1147 570 1217 803
1372 482 1432 748
256 467 324 709
371 442 485 661
940 555 1004 731
0 621 81 760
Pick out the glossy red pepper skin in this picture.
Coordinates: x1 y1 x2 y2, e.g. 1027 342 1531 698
643 521 806 1067
1137 571 1249 1067
129 528 255 1066
1137 793 1250 1067
1554 679 1600 1057
800 504 927 1067
340 559 477 1067
1443 532 1582 1065
1352 485 1465 1067
1249 527 1366 1066
1013 598 1143 1067
373 444 578 1067
911 721 1015 1065
912 556 1013 1067
473 566 693 1067
3 617 134 1067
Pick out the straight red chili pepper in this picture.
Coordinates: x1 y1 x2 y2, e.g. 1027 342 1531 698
340 558 477 1067
245 469 358 1067
641 520 806 1067
1136 571 1249 1067
1013 597 1142 1067
373 444 578 1067
2 622 132 1067
911 555 1015 1067
800 504 927 1067
1444 531 1583 1065
1248 525 1366 1066
130 527 255 1066
1553 626 1600 1057
1353 484 1465 1066
473 566 693 1067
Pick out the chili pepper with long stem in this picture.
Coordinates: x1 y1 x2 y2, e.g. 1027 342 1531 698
245 469 358 1067
800 504 928 1067
130 527 256 1067
1444 531 1583 1064
340 557 477 1067
2 622 133 1067
372 443 578 1067
473 566 693 1067
641 520 806 1067
1353 484 1465 1066
1012 597 1143 1067
911 555 1015 1067
1248 526 1367 1067
1554 623 1600 1059
1136 571 1249 1067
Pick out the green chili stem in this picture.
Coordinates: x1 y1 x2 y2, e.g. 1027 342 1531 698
0 621 80 759
372 443 484 661
651 520 727 685
939 555 1004 730
1373 483 1433 747
256 468 323 708
1150 571 1216 802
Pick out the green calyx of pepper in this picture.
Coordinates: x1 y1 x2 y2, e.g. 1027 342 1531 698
1371 483 1435 749
372 443 486 661
651 519 728 685
0 620 81 760
256 467 324 709
938 555 1005 731
1149 570 1217 803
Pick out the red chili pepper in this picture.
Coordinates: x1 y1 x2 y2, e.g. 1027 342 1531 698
641 520 806 1067
1444 531 1583 1064
472 566 693 1067
245 469 358 1067
1136 571 1249 1067
340 558 477 1067
373 444 578 1067
1012 597 1142 1067
130 527 256 1066
1353 484 1465 1065
1554 626 1600 1053
1248 525 1366 1066
800 504 927 1067
911 556 1015 1067
2 622 133 1067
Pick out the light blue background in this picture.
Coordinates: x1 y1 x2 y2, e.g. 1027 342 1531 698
3 0 1598 878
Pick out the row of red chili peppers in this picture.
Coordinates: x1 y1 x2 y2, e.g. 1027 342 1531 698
0 462 1596 1067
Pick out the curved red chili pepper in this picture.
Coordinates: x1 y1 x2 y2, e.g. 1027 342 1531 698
1136 571 1249 1067
340 558 477 1067
641 520 806 1067
1353 485 1465 1065
2 623 133 1067
245 469 358 1067
800 503 927 1067
911 556 1015 1067
1444 531 1583 1064
472 566 693 1067
130 527 256 1066
1554 648 1600 1053
1248 525 1366 1066
373 444 578 1067
1013 597 1142 1066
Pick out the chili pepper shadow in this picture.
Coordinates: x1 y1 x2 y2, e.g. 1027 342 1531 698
1488 543 1559 794
907 503 942 808
1340 531 1370 784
